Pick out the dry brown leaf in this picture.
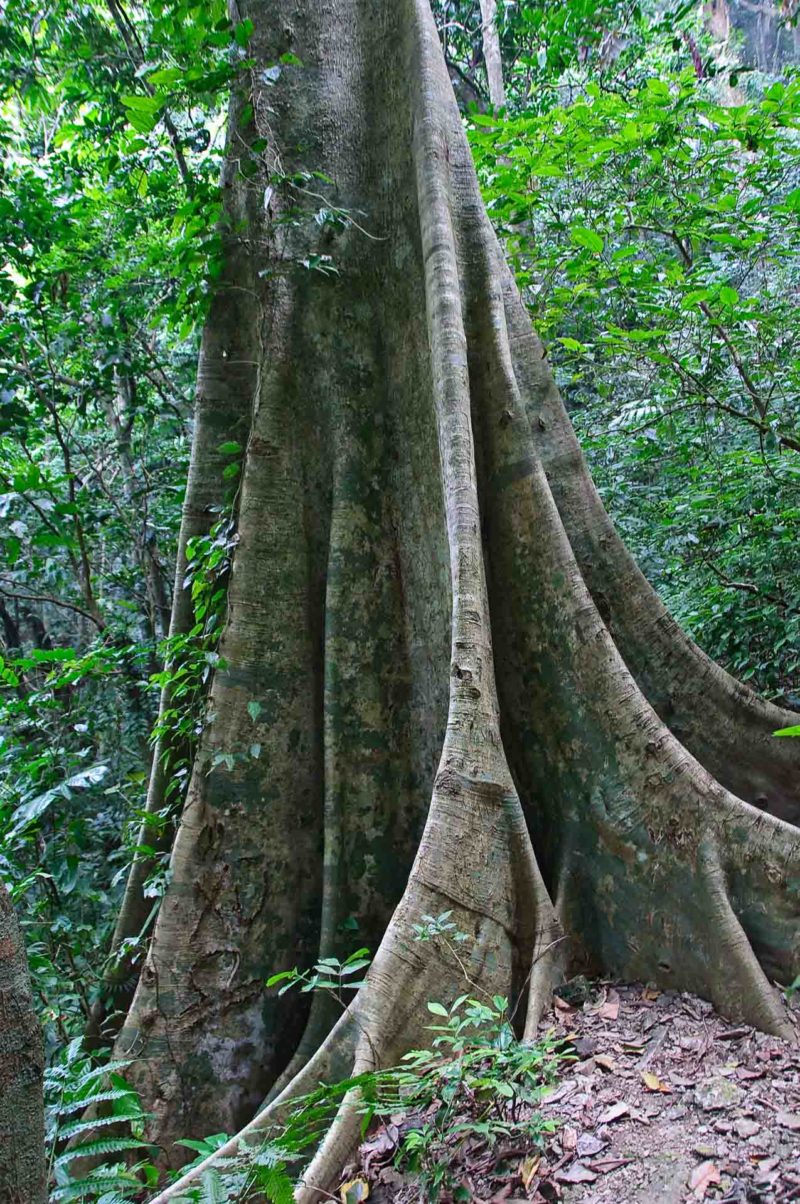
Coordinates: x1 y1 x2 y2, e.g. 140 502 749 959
577 1133 605 1158
641 1070 672 1093
688 1161 720 1199
588 1157 633 1174
597 990 620 1021
597 1101 629 1125
555 1162 598 1184
489 1186 513 1202
561 1125 578 1151
642 986 660 1002
777 1110 800 1131
595 1054 616 1072
520 1154 541 1190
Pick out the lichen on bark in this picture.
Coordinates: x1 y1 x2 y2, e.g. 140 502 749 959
107 1 800 1198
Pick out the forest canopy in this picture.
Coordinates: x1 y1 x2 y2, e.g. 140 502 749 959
1 0 799 1201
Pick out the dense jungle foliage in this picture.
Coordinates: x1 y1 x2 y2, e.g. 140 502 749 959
0 0 798 1198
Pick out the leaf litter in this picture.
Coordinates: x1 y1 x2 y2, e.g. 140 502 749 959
346 981 800 1202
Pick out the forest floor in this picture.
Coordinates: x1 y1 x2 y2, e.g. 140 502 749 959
350 981 800 1204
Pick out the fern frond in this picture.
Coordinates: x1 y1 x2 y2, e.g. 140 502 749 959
198 1167 226 1203
55 1087 140 1116
54 1136 148 1168
253 1164 295 1203
56 1111 142 1142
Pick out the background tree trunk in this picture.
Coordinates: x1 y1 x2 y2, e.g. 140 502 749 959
479 0 506 107
115 0 800 1187
0 881 46 1204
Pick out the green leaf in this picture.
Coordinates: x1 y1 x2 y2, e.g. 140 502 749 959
234 18 254 47
120 93 162 113
570 226 604 254
217 441 242 455
54 1137 148 1168
774 725 800 737
266 969 297 987
147 67 184 86
247 700 262 721
254 1164 295 1204
426 1001 449 1016
719 285 739 308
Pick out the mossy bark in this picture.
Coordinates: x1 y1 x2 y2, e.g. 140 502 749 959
114 0 800 1193
0 881 46 1204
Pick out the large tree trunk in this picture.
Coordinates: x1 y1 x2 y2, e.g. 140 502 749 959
0 881 46 1204
113 0 800 1193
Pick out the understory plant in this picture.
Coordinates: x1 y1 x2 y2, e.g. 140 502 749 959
44 1037 156 1201
164 993 565 1204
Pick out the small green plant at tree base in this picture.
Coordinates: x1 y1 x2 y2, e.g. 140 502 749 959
365 995 566 1202
44 1037 158 1201
256 930 567 1203
785 975 800 1002
266 947 372 1002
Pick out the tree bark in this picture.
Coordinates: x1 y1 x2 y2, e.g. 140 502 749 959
479 0 506 107
112 0 800 1191
86 141 260 1043
0 881 46 1204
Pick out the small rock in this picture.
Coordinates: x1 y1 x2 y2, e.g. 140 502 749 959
571 1036 598 1059
694 1077 743 1112
664 1105 688 1121
733 1118 760 1139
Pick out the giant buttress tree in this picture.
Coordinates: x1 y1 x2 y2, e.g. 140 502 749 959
110 0 800 1197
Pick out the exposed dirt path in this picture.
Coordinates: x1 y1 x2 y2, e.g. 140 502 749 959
350 982 800 1203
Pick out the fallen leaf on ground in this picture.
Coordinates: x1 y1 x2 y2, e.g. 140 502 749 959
340 1178 370 1203
577 1133 605 1158
587 1157 633 1174
490 1186 513 1202
561 1126 578 1151
555 1162 598 1184
595 1054 616 1072
688 1161 720 1199
519 1154 541 1189
776 1110 800 1131
641 1070 672 1093
597 1101 629 1125
597 990 620 1021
